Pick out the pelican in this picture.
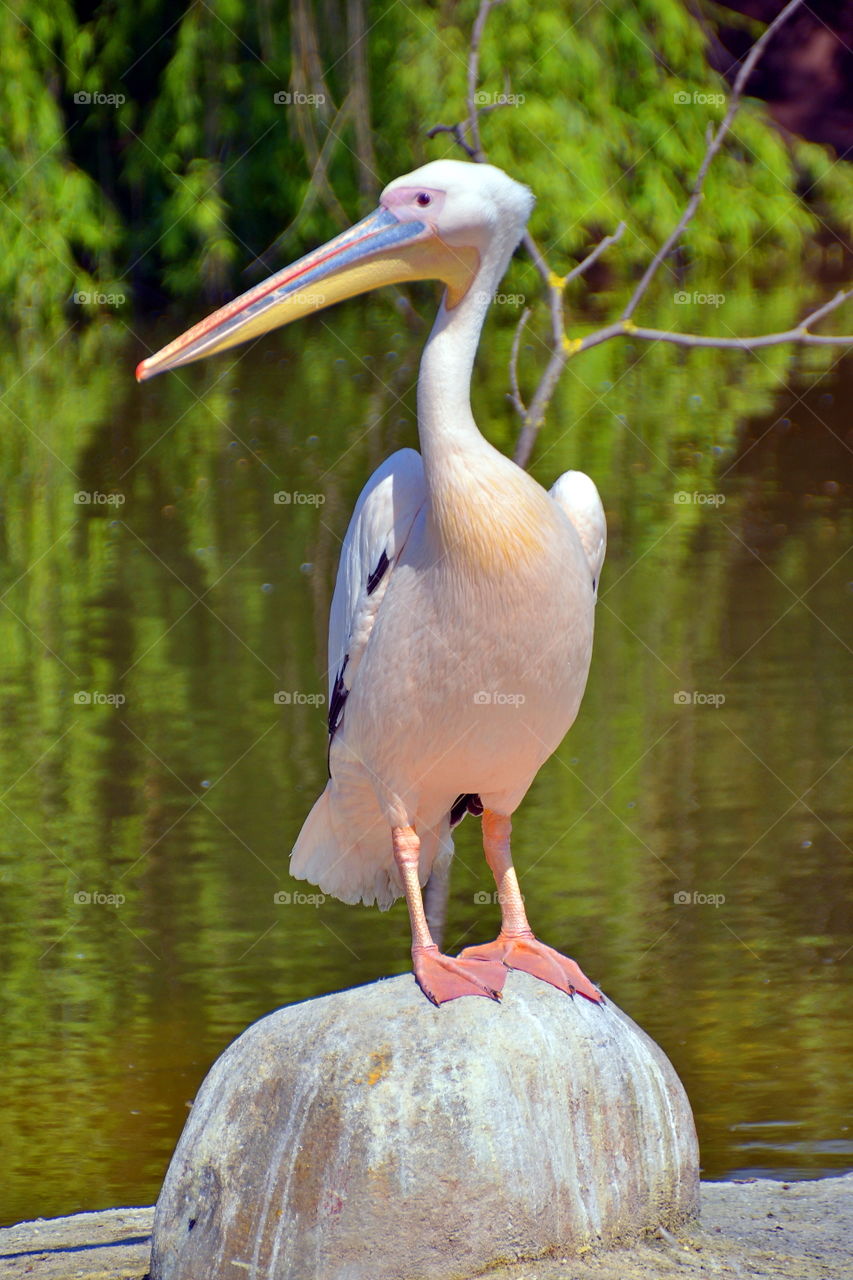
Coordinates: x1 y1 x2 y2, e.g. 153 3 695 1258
138 160 606 1007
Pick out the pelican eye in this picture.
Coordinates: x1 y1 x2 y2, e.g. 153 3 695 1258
415 192 432 208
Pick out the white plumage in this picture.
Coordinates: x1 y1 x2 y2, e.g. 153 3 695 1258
291 448 606 911
138 158 607 1005
549 470 607 595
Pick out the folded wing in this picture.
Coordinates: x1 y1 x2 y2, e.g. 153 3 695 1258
327 449 427 747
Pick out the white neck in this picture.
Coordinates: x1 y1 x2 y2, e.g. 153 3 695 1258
414 235 549 570
416 230 518 479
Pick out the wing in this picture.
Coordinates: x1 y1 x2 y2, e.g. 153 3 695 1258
327 448 426 746
549 470 607 596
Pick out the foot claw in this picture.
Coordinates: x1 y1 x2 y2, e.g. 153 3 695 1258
412 944 506 1005
459 933 603 1003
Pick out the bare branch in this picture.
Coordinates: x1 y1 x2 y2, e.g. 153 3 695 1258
517 228 549 280
575 286 853 355
564 222 627 285
622 0 806 321
429 0 851 474
799 286 853 331
465 0 505 158
513 345 569 468
427 102 508 156
425 121 478 158
515 231 561 349
508 306 532 417
510 222 626 466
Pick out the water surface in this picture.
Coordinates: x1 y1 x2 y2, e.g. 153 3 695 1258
0 288 850 1224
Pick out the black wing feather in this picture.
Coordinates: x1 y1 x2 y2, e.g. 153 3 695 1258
327 545 390 764
450 793 483 828
328 657 349 741
366 549 390 595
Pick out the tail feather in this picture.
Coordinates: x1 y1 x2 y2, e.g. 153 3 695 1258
291 781 453 911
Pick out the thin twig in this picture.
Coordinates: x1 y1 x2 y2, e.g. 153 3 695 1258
426 121 477 158
511 225 627 466
525 232 563 340
513 345 569 467
465 0 505 157
574 286 853 355
564 222 627 285
622 0 806 320
799 286 853 330
508 306 531 416
427 0 849 471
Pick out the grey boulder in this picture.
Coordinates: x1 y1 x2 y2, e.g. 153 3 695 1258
151 970 699 1279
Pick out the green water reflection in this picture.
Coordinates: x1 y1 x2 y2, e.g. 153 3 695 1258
0 279 851 1225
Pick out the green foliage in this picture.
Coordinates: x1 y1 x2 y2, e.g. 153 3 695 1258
2 0 852 326
471 0 848 283
0 2 122 330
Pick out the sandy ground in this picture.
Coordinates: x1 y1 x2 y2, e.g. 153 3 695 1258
1 1176 851 1279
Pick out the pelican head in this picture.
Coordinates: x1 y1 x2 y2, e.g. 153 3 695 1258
136 160 534 381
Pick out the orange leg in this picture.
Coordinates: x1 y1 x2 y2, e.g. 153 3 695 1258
392 825 506 1006
460 811 603 1004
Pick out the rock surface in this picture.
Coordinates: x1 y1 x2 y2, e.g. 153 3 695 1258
0 1206 152 1279
6 1177 853 1280
149 971 698 1280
